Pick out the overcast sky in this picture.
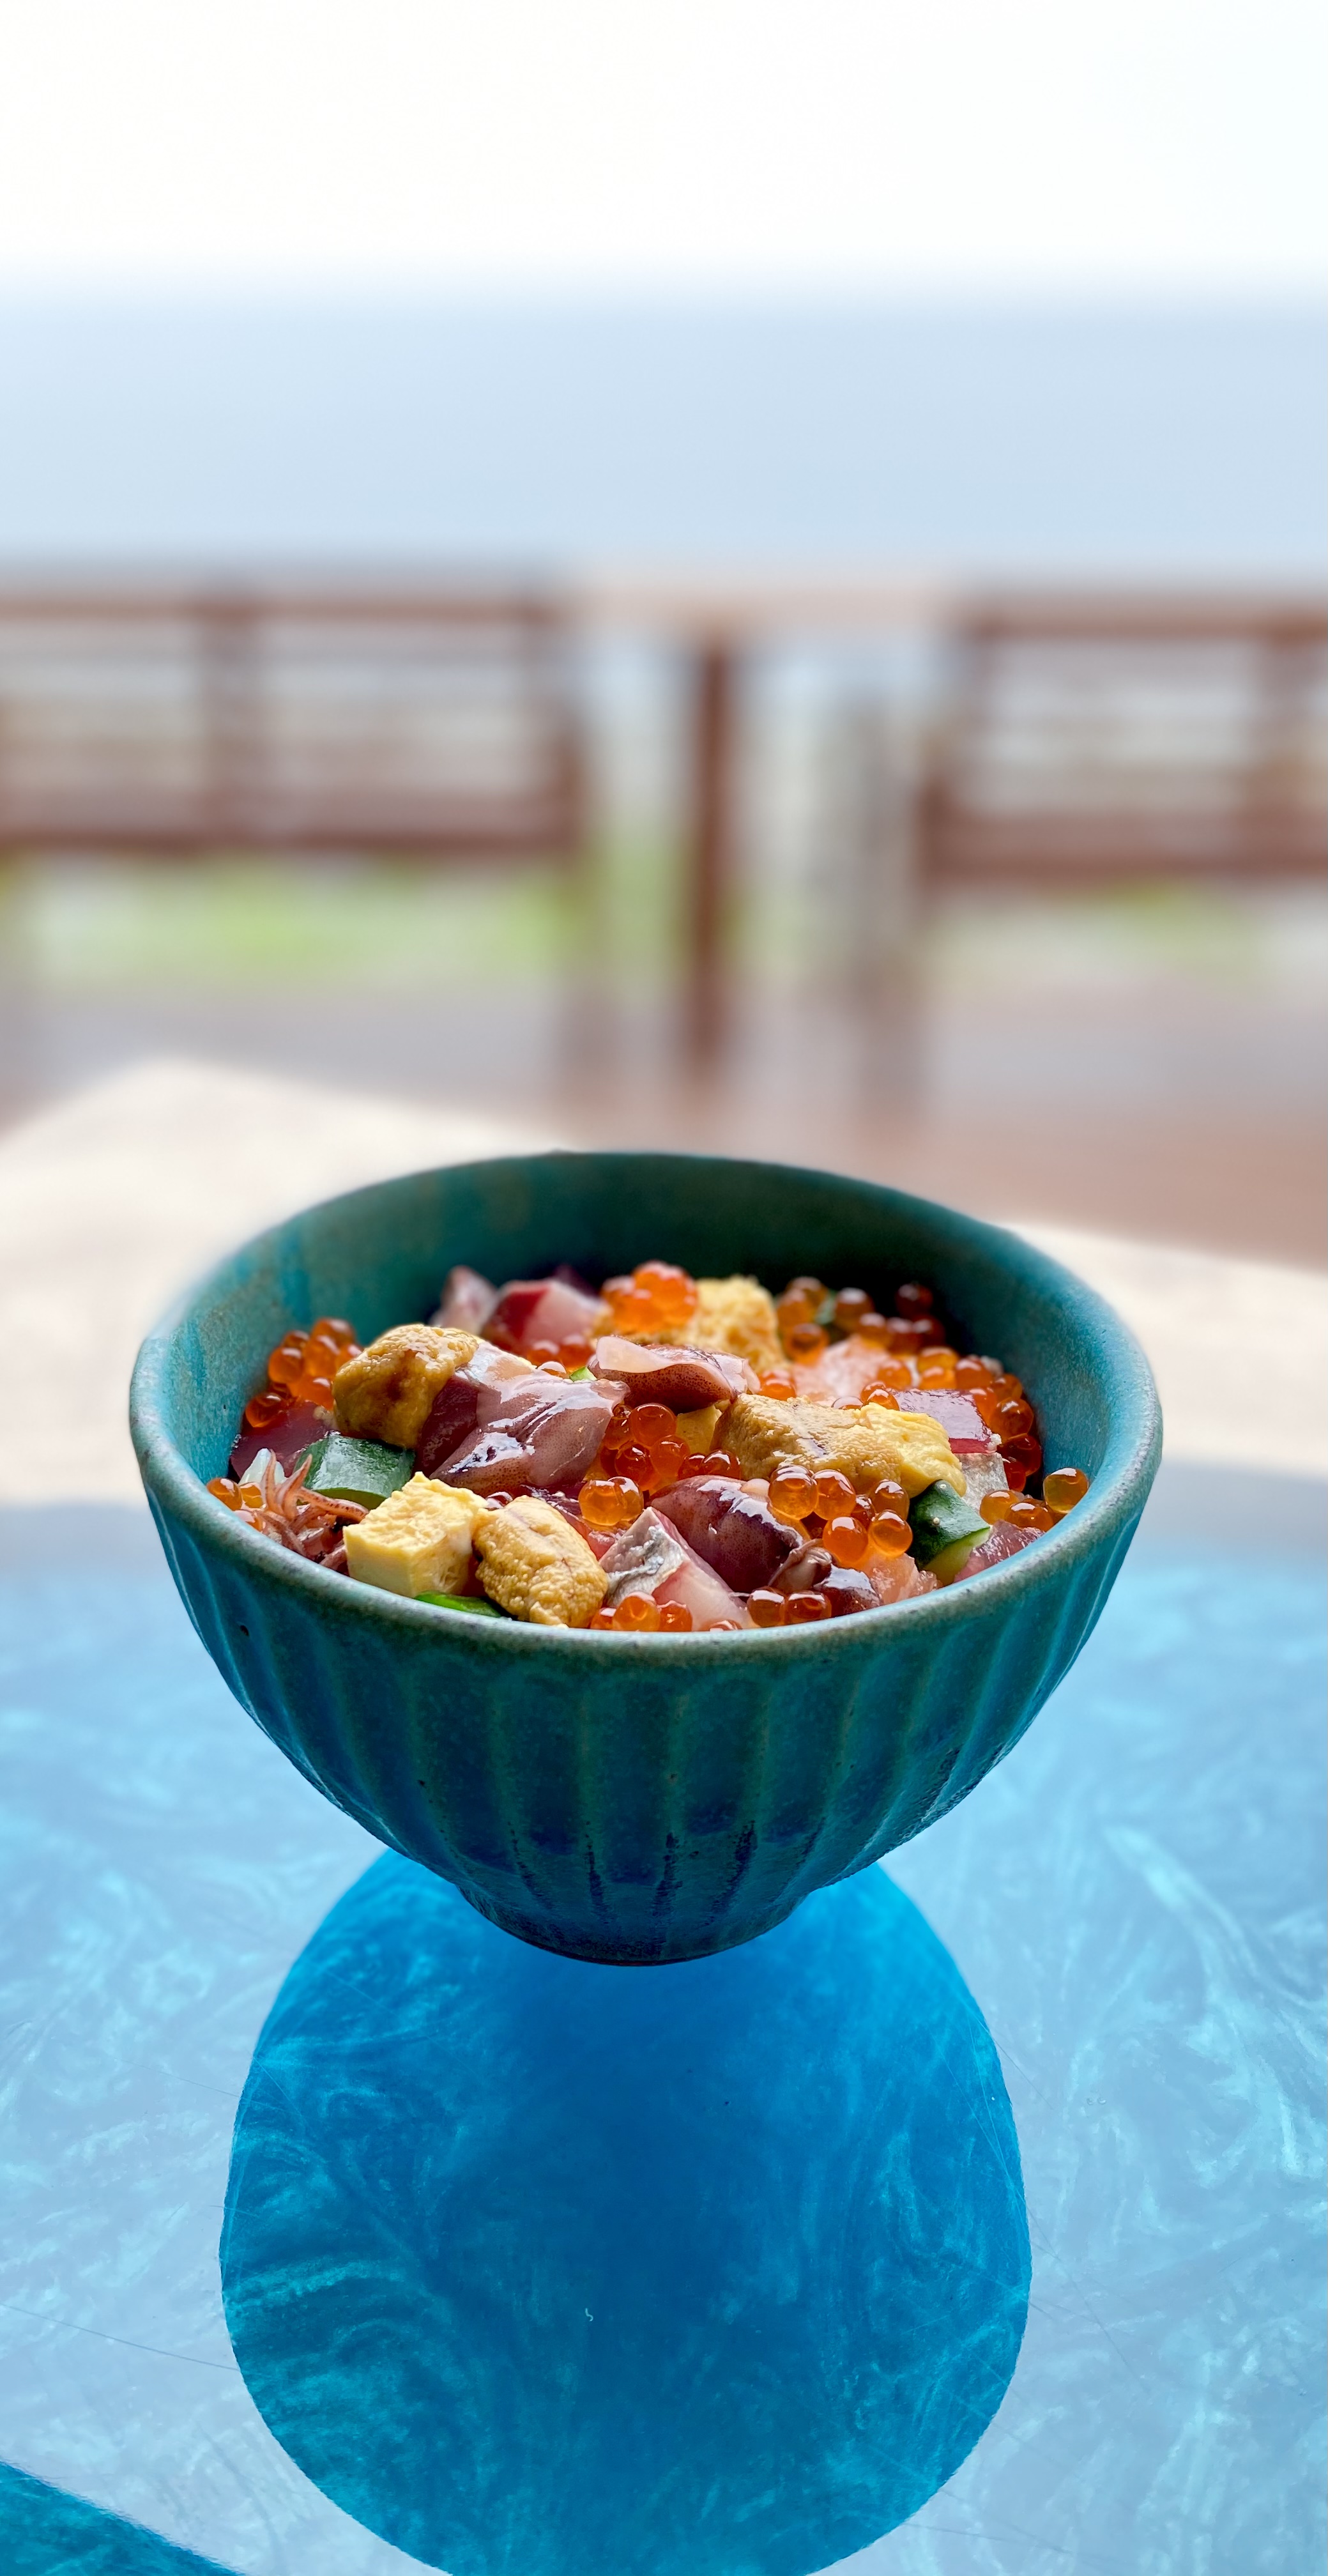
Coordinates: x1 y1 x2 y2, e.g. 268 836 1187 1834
0 0 1322 293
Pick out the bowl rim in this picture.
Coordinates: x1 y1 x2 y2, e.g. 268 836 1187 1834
130 1147 1163 1662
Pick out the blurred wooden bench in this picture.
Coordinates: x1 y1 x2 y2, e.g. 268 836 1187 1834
914 593 1328 891
0 585 587 862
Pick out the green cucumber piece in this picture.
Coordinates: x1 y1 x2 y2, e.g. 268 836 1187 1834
303 1433 414 1510
909 1480 988 1577
416 1591 509 1618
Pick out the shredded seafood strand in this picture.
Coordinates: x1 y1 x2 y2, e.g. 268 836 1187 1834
236 1451 368 1560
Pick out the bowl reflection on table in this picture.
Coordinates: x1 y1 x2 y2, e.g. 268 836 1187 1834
130 1153 1161 1963
221 1855 1030 2576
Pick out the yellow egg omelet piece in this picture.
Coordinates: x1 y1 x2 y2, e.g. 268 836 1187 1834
721 1395 965 1498
343 1474 489 1598
675 1401 724 1455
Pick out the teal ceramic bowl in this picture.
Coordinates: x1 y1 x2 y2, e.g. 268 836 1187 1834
131 1152 1160 1963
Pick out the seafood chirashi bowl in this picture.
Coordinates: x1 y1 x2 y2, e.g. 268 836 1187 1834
131 1153 1161 1963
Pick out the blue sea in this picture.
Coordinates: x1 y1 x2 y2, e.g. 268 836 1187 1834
0 298 1323 573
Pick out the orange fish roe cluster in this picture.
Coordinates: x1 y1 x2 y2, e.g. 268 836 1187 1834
587 1399 738 1506
242 1316 362 1433
982 1492 1055 1532
590 1598 698 1634
599 1401 692 1492
589 1593 699 1635
579 1476 646 1532
775 1275 898 1366
970 1376 1041 1490
602 1260 698 1338
747 1588 834 1628
768 1463 914 1568
775 1275 959 1367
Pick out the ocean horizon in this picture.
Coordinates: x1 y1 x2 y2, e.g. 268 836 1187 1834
1 296 1323 576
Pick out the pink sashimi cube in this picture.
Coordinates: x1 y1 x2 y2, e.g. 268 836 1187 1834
655 1531 751 1630
793 1335 900 1406
868 1553 938 1605
431 1265 497 1332
487 1276 605 1355
597 1505 749 1628
893 1390 995 1454
952 1522 1041 1581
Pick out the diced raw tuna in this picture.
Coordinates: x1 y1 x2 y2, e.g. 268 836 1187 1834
430 1265 496 1332
483 1281 546 1347
655 1475 800 1593
468 1342 543 1393
896 1390 995 1454
415 1375 484 1477
486 1276 606 1356
589 1338 756 1408
793 1335 899 1406
868 1553 938 1605
230 1402 332 1478
952 1522 1041 1581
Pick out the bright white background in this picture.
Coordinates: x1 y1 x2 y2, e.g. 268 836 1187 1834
0 0 1323 290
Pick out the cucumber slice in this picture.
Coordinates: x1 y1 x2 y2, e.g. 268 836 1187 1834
303 1433 414 1510
416 1591 509 1619
909 1480 988 1577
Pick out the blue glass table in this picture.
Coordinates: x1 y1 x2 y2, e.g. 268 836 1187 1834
1 1471 1323 2575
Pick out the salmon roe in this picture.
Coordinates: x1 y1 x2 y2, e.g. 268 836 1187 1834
825 1516 870 1567
769 1463 818 1525
868 1510 912 1560
614 1593 660 1632
579 1477 644 1531
604 1261 697 1337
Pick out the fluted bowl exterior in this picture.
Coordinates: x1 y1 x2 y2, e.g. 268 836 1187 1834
131 1153 1160 1962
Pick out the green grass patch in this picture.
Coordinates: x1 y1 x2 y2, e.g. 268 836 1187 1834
7 839 681 993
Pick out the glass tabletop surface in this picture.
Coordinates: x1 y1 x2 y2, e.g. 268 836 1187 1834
1 1468 1323 2576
